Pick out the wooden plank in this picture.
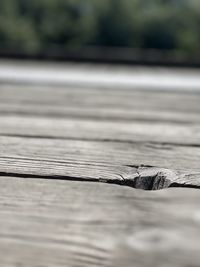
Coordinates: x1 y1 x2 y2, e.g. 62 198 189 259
1 115 200 145
0 85 200 123
1 64 200 267
0 135 200 189
0 177 200 267
1 84 200 188
0 68 200 267
1 85 200 112
2 103 200 124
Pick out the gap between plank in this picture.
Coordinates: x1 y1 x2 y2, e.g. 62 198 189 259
0 169 199 191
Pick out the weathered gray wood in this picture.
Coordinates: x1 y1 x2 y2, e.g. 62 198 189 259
1 115 200 145
1 84 200 112
0 135 200 189
1 69 200 267
0 85 200 124
0 177 200 267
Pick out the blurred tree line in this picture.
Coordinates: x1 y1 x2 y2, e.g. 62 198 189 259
0 0 200 56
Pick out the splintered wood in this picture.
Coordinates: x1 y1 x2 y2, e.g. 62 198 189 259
0 80 200 266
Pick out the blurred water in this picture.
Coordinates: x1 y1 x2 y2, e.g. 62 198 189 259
0 60 200 91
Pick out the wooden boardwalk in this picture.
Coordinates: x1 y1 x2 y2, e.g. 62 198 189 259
1 63 200 266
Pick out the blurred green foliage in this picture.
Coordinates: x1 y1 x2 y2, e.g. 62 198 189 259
0 0 200 55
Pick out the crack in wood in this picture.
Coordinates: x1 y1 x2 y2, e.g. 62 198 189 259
117 168 175 190
1 167 199 191
169 182 200 189
0 172 98 182
132 169 173 190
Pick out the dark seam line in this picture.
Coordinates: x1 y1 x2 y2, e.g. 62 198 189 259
0 172 97 182
1 171 200 191
169 182 200 189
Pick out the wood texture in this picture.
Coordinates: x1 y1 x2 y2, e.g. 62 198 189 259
1 115 200 145
1 177 200 267
0 135 200 189
0 67 200 266
0 83 200 189
0 85 200 123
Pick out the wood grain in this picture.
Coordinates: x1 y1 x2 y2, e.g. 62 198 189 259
1 177 200 267
0 70 200 266
1 115 200 145
0 83 200 189
0 85 200 124
0 135 200 189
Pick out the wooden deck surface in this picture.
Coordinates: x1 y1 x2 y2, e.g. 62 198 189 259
1 63 200 266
